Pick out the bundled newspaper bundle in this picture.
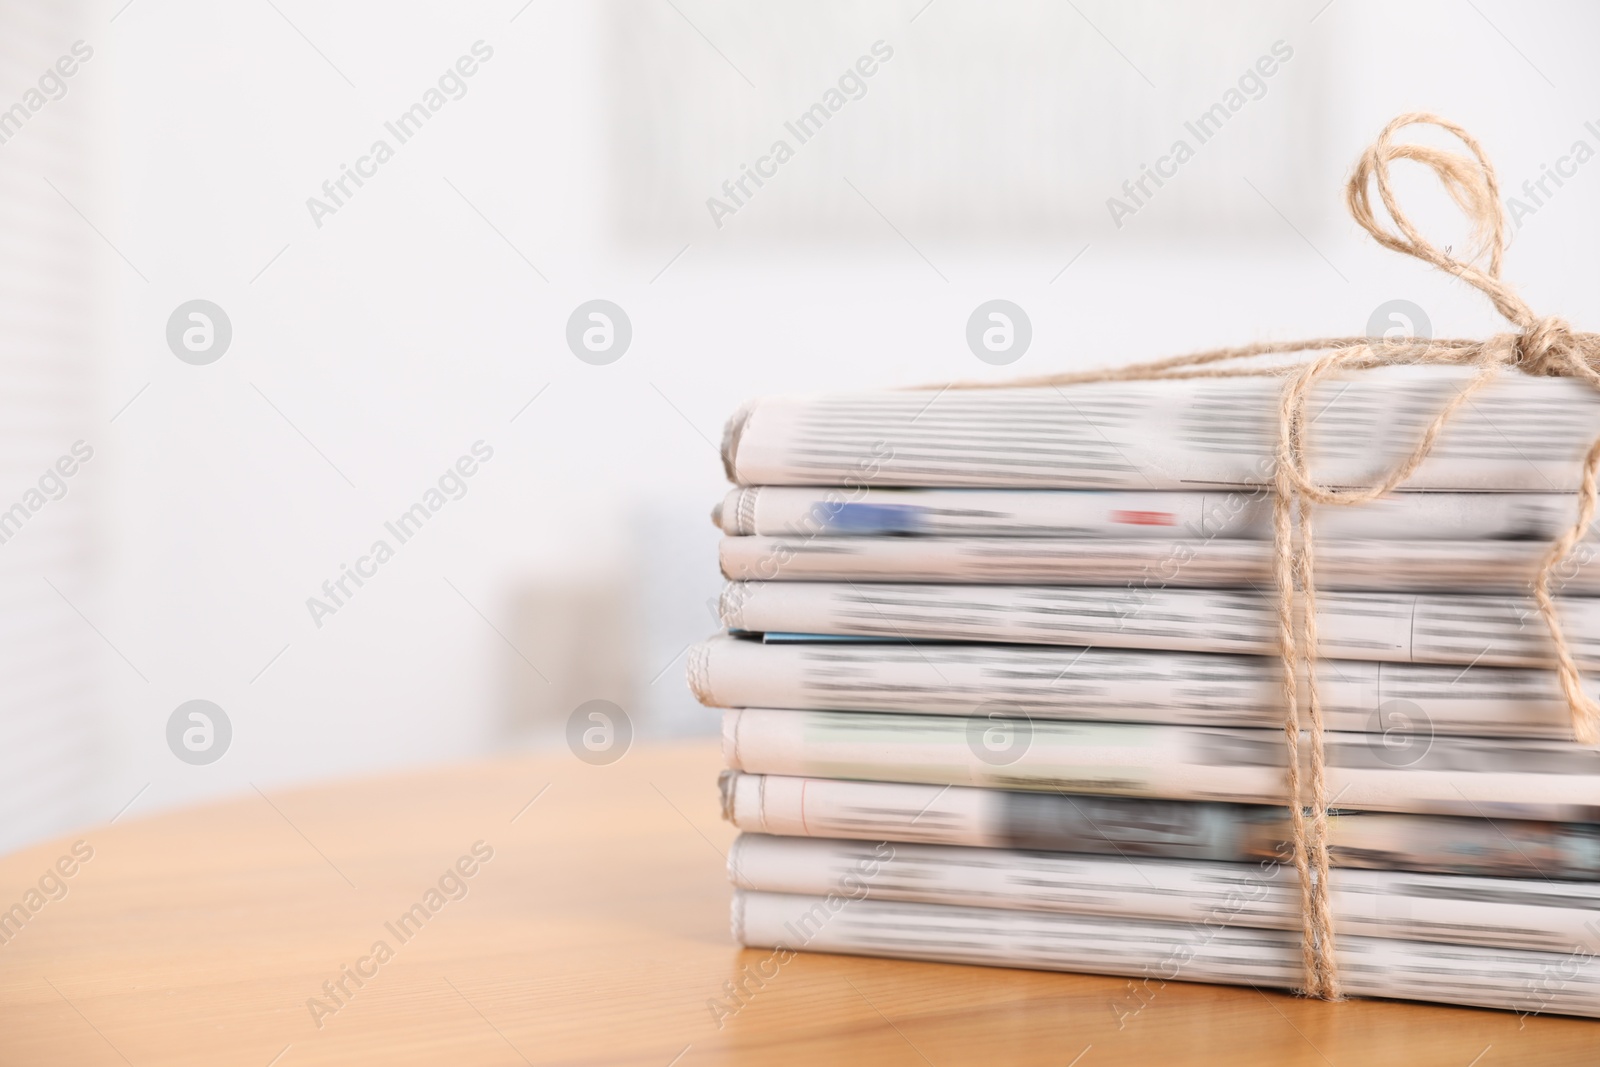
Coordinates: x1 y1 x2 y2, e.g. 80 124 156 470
690 366 1600 1019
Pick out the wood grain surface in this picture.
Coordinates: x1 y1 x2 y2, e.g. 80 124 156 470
0 741 1595 1065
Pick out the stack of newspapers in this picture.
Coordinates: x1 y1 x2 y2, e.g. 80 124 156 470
690 367 1600 1018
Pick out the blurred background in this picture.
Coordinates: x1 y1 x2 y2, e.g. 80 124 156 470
5 0 1600 853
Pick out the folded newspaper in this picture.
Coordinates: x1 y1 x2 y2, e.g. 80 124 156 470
720 368 1600 492
715 487 1592 541
689 634 1593 739
719 582 1600 671
721 772 1600 880
721 707 1600 821
729 833 1600 955
719 536 1600 594
733 890 1600 1018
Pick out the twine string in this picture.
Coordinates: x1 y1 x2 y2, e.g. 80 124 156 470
928 112 1600 998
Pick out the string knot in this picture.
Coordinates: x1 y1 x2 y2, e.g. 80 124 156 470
1515 316 1582 376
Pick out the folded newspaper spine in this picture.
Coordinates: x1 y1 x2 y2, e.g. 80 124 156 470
729 833 1600 956
719 371 1600 493
732 891 1600 1019
696 113 1600 1012
721 773 1600 880
718 582 1600 671
719 535 1600 594
714 487 1592 541
720 708 1600 822
688 635 1591 739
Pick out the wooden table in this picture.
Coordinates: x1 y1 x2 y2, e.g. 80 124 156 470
2 741 1595 1065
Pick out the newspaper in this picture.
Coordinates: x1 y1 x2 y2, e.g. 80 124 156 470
719 581 1600 671
721 708 1600 821
720 535 1600 594
688 634 1588 739
729 833 1600 956
722 367 1600 491
720 772 1600 879
715 486 1590 541
733 891 1600 1018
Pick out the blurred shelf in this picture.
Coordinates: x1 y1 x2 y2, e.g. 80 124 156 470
0 741 1594 1065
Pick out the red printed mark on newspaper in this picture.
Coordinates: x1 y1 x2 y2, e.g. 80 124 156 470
1111 510 1177 527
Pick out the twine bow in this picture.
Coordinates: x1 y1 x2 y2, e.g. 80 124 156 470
934 113 1600 999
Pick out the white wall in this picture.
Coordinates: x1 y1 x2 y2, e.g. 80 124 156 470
5 0 1600 849
0 0 104 849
